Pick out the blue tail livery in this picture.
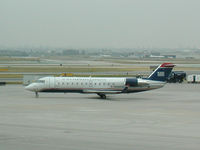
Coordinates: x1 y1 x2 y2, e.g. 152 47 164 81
148 63 175 81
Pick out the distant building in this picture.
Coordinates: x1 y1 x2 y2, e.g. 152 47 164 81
149 55 165 58
185 57 194 59
62 49 79 55
163 55 176 58
151 52 160 56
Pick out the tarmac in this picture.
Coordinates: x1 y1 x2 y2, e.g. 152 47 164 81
0 83 200 150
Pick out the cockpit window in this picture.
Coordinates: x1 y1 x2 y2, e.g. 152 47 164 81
35 80 45 83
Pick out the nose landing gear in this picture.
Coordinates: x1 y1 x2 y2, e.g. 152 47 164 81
35 92 39 98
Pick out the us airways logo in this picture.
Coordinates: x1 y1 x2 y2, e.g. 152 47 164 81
157 71 165 77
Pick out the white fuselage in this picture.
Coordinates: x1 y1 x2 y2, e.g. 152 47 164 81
25 62 174 99
25 76 165 94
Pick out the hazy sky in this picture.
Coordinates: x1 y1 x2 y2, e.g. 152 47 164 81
0 0 200 48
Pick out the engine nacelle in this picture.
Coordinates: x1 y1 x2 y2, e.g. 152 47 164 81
126 78 150 87
125 78 138 87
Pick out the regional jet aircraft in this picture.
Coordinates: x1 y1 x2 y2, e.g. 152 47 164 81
25 63 175 99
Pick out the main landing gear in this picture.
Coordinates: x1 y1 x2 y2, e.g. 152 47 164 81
97 93 106 99
35 92 39 98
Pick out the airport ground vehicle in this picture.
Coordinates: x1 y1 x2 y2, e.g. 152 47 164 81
25 63 175 99
167 71 186 83
0 82 6 86
187 74 200 83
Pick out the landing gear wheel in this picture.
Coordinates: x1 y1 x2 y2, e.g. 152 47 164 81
35 92 39 98
97 93 106 99
101 94 106 99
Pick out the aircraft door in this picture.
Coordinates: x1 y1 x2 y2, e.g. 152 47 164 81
44 77 49 88
49 77 55 88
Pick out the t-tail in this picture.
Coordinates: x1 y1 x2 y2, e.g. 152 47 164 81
148 63 175 82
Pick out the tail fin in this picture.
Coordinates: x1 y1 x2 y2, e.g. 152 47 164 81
148 63 175 81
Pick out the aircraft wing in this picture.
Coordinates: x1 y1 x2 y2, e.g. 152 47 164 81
83 89 122 94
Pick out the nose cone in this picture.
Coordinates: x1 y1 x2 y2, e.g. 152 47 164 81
25 84 35 92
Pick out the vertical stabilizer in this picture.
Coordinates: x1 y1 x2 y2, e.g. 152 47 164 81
148 63 175 81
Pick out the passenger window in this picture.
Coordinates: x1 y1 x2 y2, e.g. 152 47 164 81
36 80 45 83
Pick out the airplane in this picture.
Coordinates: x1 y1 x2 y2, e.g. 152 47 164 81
25 63 175 99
